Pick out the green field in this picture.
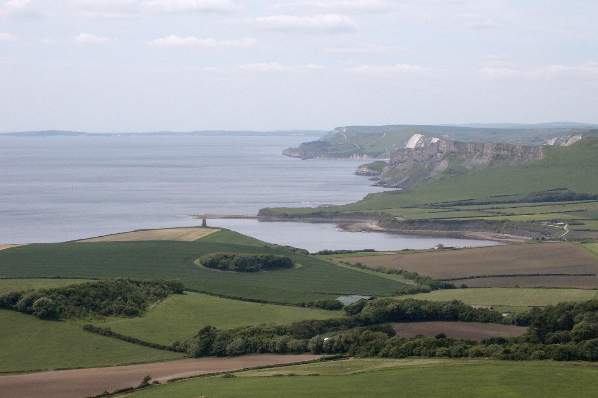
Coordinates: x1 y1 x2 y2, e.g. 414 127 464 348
129 358 598 398
0 278 90 295
0 310 183 373
264 139 598 235
401 288 598 311
0 230 405 304
95 292 341 345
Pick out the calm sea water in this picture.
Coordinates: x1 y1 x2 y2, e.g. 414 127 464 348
0 134 495 250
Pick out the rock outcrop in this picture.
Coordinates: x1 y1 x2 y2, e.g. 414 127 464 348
376 134 547 188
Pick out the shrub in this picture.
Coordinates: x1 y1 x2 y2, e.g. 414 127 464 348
3 279 184 320
200 253 294 272
31 297 60 320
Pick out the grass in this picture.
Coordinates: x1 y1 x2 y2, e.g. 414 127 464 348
0 310 183 373
128 358 598 398
401 288 598 311
0 230 405 304
584 243 598 257
0 278 90 295
264 139 598 237
94 292 341 345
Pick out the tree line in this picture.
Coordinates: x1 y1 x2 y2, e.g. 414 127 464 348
0 279 183 320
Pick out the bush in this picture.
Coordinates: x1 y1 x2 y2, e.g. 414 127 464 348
31 297 60 320
2 279 184 320
200 253 294 272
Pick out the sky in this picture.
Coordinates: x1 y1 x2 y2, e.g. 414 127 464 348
1 0 598 132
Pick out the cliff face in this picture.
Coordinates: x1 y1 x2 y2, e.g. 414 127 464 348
377 135 546 188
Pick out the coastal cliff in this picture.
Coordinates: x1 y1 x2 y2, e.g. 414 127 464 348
375 134 546 188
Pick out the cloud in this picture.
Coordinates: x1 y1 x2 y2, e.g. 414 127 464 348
480 62 598 81
255 14 357 33
149 35 256 48
326 44 401 54
144 0 237 14
276 0 391 13
0 0 36 17
75 33 110 45
349 64 427 75
0 32 16 41
70 0 237 17
239 63 325 72
466 19 500 31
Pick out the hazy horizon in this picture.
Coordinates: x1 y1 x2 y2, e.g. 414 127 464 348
1 0 598 131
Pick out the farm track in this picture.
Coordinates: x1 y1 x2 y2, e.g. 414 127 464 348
0 355 321 398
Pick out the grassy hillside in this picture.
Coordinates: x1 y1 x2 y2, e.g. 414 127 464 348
95 292 341 345
265 138 598 237
129 358 598 398
0 231 405 304
0 310 182 373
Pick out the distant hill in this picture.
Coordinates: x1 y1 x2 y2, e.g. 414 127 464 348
283 124 598 159
0 130 325 137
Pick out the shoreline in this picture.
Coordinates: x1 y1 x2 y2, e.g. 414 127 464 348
219 215 523 244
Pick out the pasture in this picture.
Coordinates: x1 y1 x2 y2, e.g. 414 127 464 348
346 243 598 288
95 292 341 345
0 310 182 373
402 288 598 310
392 321 527 341
0 230 405 304
128 358 598 398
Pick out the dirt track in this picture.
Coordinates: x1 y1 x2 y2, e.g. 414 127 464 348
0 355 320 398
81 227 219 242
393 322 527 341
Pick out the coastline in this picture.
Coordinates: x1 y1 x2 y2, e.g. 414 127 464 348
237 215 524 244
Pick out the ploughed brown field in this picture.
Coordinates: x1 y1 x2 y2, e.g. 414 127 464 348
347 243 598 288
393 322 528 341
80 227 219 242
0 355 320 398
0 245 17 251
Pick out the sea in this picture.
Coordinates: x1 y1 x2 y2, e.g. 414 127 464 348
0 133 496 251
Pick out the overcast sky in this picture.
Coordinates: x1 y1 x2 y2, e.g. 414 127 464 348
1 0 597 132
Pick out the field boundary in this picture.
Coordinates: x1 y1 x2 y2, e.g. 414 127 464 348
103 356 340 398
442 272 597 282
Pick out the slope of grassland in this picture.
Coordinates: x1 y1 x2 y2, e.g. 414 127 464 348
0 278 90 295
0 231 405 304
401 288 598 311
95 292 341 345
0 310 182 373
129 358 598 398
264 138 598 221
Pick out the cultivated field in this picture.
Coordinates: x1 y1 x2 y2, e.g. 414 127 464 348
402 288 598 310
81 227 219 242
0 244 18 251
0 355 320 398
449 275 598 289
0 310 182 373
392 321 527 341
0 278 90 295
346 243 598 288
128 358 598 398
96 292 341 345
0 230 405 304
